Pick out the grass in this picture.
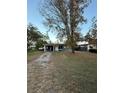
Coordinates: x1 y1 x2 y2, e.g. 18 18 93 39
27 50 43 62
51 51 97 93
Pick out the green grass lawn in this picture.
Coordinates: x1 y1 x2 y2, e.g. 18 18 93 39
52 51 97 93
27 50 43 62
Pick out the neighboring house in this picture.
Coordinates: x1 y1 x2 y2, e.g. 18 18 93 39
76 41 89 51
76 39 97 51
44 43 65 52
88 38 97 50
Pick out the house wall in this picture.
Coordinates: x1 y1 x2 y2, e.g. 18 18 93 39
44 44 65 52
55 46 58 51
75 44 88 51
44 45 54 51
44 45 46 52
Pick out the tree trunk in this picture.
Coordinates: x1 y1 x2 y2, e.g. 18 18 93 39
71 28 75 53
70 0 78 54
71 45 75 53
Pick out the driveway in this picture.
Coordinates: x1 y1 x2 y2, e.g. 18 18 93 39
33 52 52 65
27 52 57 93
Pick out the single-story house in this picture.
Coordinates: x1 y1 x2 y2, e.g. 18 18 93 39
76 39 97 51
44 43 65 52
88 38 97 50
76 41 89 51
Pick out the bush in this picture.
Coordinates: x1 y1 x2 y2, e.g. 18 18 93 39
89 49 97 53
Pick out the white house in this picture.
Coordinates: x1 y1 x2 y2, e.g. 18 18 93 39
76 39 97 51
76 41 89 51
44 43 65 52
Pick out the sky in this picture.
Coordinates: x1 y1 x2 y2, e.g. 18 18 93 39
27 0 97 43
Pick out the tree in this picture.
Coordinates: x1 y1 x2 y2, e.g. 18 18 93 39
84 16 97 41
27 23 49 50
84 32 91 41
35 39 47 50
91 17 97 39
39 0 91 53
27 23 41 50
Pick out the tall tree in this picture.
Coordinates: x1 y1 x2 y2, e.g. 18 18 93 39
39 0 91 53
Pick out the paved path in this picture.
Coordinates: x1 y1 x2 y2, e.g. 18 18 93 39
28 52 57 93
33 52 51 63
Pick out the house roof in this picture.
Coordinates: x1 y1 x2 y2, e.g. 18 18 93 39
76 41 89 45
44 43 65 46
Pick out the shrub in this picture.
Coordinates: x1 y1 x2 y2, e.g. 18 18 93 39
89 49 97 53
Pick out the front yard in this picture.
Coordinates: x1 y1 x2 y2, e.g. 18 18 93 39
52 51 97 93
27 51 97 93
